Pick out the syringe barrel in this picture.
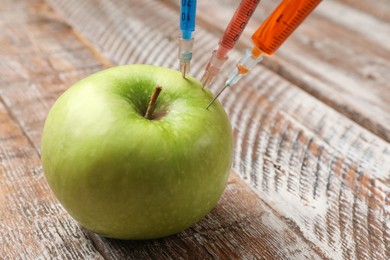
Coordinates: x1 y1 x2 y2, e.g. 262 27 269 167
180 0 197 40
252 0 321 56
217 0 261 58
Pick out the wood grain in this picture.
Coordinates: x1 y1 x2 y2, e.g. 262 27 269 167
0 0 389 259
0 97 103 259
338 0 390 23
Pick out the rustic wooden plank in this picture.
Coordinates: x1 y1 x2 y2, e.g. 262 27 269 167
42 0 390 259
165 0 390 142
337 0 390 23
0 100 105 259
0 0 323 259
225 88 390 259
0 1 105 259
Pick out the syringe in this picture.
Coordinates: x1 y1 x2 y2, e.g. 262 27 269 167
179 0 197 78
200 0 261 88
207 0 322 109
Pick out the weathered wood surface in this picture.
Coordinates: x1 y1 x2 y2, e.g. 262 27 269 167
0 0 389 259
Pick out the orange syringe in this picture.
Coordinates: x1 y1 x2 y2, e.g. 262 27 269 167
207 0 322 109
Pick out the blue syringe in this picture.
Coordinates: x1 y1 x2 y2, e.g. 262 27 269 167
179 0 197 78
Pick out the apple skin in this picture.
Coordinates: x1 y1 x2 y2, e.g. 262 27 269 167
41 65 233 240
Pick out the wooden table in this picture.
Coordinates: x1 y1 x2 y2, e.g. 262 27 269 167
1 0 389 259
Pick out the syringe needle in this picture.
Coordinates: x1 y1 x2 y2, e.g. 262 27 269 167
206 85 228 109
207 49 262 109
182 66 186 78
180 60 190 78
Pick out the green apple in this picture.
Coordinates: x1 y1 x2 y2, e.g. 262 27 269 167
41 64 233 240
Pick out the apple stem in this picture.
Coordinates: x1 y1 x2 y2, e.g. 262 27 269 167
144 85 163 120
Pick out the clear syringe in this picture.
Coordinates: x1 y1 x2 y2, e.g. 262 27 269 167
207 0 322 109
179 0 197 78
200 0 261 88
